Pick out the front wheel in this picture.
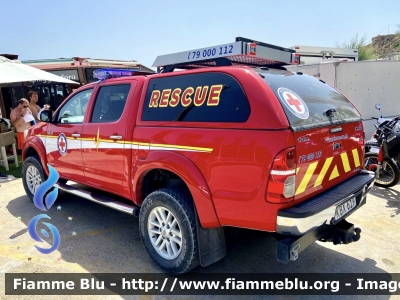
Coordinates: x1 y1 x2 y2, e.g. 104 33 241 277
22 156 46 201
139 188 199 274
364 152 400 187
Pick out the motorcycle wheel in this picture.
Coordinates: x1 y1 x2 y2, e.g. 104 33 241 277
364 152 400 187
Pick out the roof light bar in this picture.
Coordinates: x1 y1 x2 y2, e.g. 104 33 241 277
85 59 142 67
93 68 142 80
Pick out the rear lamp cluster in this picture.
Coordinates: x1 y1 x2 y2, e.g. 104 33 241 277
266 147 296 203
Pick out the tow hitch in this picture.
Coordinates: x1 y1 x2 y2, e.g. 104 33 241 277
276 219 361 263
320 219 361 245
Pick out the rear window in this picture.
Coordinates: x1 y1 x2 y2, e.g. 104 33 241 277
260 70 361 131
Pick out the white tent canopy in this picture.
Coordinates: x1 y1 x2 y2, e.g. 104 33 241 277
0 56 78 85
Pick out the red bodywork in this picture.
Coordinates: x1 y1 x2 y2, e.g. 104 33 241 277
23 66 364 232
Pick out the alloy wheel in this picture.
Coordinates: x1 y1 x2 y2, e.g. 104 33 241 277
147 206 182 260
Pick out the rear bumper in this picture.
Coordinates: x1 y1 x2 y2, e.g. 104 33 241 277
276 170 375 236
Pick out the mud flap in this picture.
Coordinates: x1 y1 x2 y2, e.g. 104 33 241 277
195 212 226 267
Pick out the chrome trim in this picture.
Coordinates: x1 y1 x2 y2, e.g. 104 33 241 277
271 169 296 175
110 135 122 140
55 181 139 216
71 133 80 138
276 179 374 236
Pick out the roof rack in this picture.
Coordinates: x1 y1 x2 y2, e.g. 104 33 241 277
153 37 297 73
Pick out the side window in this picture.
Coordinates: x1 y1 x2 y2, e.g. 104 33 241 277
141 73 250 122
57 89 93 124
90 84 131 123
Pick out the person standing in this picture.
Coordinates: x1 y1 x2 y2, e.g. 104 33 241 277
10 98 33 149
28 91 42 123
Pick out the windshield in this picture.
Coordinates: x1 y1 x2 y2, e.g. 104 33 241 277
260 69 361 131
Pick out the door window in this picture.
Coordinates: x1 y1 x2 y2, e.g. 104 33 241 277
90 84 131 123
56 88 93 124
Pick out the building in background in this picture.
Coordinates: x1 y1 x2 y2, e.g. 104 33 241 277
0 56 154 119
388 51 400 60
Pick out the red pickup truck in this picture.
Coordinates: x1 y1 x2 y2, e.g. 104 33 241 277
22 38 375 274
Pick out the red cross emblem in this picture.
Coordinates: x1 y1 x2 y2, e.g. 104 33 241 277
59 137 66 151
57 133 68 156
277 88 309 120
284 92 304 113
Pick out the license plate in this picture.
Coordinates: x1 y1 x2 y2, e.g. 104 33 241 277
334 197 356 221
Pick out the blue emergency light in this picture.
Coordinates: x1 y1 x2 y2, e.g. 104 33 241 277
93 68 141 80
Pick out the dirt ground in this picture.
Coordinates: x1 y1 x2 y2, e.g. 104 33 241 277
0 178 399 300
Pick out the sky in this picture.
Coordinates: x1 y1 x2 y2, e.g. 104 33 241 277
1 0 399 70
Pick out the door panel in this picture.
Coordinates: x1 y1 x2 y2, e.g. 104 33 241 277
81 82 136 194
46 88 93 182
46 124 85 181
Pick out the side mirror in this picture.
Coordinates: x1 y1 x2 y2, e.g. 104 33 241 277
39 110 53 123
375 103 381 110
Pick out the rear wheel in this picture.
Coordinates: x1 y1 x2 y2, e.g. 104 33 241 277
22 156 45 201
139 188 199 274
364 152 400 187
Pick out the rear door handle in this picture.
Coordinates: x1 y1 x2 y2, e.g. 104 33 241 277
71 133 80 138
110 135 122 140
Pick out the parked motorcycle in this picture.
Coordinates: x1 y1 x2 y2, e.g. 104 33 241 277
365 104 400 166
364 104 400 187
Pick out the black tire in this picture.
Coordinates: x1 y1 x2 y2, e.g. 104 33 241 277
58 178 68 184
22 156 46 201
364 152 400 187
139 188 199 275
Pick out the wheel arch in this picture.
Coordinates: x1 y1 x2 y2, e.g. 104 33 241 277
22 136 49 176
133 151 220 228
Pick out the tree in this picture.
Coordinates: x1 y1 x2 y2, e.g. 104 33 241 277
335 33 375 61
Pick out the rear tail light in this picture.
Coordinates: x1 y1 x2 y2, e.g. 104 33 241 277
266 147 296 203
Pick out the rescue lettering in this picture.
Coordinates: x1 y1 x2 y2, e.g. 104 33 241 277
169 88 181 107
181 87 194 107
149 90 160 107
194 86 209 106
207 84 223 106
148 85 223 108
159 89 171 107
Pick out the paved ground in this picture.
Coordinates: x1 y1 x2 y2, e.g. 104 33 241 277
0 178 399 300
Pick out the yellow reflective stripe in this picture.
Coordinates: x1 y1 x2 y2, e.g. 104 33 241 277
329 165 339 180
295 161 318 195
36 135 213 152
352 148 360 167
150 143 213 152
296 167 300 174
314 157 333 187
340 152 351 173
